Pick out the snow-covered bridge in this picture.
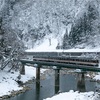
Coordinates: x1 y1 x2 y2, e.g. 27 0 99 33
20 51 100 74
19 51 100 93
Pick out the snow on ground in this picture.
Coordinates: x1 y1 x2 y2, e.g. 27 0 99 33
44 90 100 100
26 48 100 52
94 74 100 81
20 66 46 83
26 36 100 52
0 66 46 97
29 36 58 52
0 70 22 97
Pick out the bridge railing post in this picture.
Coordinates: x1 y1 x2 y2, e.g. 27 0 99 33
20 63 25 75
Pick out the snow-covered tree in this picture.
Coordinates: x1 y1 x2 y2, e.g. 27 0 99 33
62 1 100 49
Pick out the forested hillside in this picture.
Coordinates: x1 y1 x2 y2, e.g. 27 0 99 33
0 0 100 62
63 1 100 49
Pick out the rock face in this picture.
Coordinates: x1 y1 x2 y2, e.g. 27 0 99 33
0 0 100 49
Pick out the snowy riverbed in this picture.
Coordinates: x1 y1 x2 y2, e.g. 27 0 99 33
26 37 100 100
0 66 46 98
0 36 100 99
0 66 100 100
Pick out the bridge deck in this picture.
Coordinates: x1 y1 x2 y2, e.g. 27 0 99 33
22 51 100 72
20 58 100 72
32 57 98 66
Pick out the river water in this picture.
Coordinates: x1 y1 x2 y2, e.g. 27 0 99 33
6 72 98 100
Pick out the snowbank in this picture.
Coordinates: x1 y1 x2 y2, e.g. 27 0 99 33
26 48 100 53
44 90 100 100
0 66 46 98
0 70 22 97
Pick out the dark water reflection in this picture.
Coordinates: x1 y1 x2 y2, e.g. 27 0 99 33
6 73 97 100
77 73 86 92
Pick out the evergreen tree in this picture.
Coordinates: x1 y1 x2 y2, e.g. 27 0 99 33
62 2 99 49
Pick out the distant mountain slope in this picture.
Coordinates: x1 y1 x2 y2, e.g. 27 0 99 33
62 0 100 49
0 0 100 50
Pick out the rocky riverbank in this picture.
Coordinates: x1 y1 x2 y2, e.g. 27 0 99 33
0 66 46 100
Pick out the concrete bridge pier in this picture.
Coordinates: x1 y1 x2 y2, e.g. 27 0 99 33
33 64 41 100
36 65 41 83
77 72 86 92
20 63 25 75
54 67 60 94
35 64 41 98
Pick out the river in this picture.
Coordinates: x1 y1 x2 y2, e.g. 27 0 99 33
6 71 99 100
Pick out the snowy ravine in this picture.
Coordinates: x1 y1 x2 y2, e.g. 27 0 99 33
0 66 46 98
26 37 100 100
0 37 100 99
0 66 100 100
